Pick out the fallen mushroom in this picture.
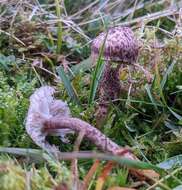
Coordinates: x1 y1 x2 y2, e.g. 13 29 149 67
91 26 152 125
26 86 159 180
26 86 133 158
26 86 73 154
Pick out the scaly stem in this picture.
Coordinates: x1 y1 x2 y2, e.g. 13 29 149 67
44 117 135 160
96 63 121 126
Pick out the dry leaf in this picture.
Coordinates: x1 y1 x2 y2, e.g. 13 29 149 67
130 169 160 181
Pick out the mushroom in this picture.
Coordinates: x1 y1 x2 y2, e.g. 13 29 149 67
91 26 139 125
26 86 159 180
26 86 134 158
91 26 153 126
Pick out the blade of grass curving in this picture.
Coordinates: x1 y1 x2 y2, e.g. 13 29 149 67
167 107 182 121
154 59 167 106
89 31 108 105
145 84 158 110
0 147 51 162
161 60 176 90
0 147 164 174
57 66 80 105
164 121 180 131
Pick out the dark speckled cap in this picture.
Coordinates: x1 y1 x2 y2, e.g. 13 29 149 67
91 26 139 64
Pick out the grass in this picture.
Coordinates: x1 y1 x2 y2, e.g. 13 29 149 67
0 0 182 189
55 0 63 54
88 30 108 105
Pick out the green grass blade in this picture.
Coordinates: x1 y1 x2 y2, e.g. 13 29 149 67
88 31 108 105
57 66 80 105
145 84 158 110
154 59 167 106
0 147 50 162
168 107 182 121
0 147 164 174
107 155 163 174
55 0 62 54
161 60 176 90
89 62 105 104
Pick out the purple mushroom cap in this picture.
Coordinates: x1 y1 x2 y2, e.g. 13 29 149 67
91 26 139 64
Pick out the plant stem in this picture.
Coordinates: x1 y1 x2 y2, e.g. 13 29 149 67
55 0 62 54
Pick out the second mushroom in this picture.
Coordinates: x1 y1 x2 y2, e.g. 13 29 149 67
91 26 139 125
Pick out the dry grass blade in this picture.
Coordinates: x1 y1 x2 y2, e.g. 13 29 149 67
95 161 115 190
116 8 178 26
0 147 163 174
83 160 100 190
0 29 25 46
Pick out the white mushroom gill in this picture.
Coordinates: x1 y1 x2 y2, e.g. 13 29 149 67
26 86 72 154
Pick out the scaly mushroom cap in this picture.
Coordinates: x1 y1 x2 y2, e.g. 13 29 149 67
91 26 139 64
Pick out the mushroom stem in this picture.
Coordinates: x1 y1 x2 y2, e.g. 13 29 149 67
100 62 121 102
43 118 160 180
96 62 121 126
44 116 136 160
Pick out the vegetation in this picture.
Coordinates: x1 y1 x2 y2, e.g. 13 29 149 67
0 0 182 189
